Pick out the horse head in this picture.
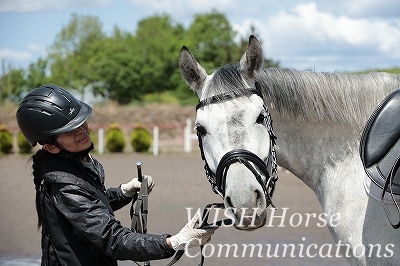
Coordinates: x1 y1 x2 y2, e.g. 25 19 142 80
179 36 278 230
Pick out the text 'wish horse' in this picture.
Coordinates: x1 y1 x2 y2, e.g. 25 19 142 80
179 35 400 265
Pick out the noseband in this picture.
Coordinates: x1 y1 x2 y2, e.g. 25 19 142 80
196 88 278 208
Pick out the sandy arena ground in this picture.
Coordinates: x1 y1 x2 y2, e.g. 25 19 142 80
0 152 348 266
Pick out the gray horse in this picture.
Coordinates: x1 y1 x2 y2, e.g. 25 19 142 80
179 35 400 265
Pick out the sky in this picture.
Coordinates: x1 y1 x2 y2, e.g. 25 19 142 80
0 0 399 73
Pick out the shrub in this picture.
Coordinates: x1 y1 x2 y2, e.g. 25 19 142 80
105 123 125 153
130 124 152 153
0 125 13 154
17 131 32 154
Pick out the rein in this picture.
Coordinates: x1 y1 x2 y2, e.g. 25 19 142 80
130 163 220 266
164 203 233 266
130 162 150 266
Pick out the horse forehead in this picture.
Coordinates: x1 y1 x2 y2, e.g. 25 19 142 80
198 103 251 124
197 95 264 125
227 110 245 126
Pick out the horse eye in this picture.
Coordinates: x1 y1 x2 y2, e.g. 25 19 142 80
256 113 265 124
195 124 207 136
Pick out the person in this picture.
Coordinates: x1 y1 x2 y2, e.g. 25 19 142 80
16 84 217 265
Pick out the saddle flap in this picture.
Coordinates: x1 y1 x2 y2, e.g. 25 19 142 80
360 89 400 194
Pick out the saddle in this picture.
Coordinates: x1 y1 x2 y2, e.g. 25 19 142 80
360 89 400 228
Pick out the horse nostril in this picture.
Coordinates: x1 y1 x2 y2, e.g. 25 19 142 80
255 189 261 200
255 189 265 208
226 196 234 209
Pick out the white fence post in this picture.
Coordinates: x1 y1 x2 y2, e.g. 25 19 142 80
153 126 159 156
184 119 198 153
98 127 104 154
184 119 192 153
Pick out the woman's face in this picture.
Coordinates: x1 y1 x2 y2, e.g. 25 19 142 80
55 121 92 153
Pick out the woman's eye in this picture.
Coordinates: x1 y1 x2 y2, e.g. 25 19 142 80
196 124 207 136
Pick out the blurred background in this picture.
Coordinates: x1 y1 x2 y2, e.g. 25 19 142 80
0 1 398 265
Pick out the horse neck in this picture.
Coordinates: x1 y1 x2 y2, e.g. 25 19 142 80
269 108 361 191
257 68 400 192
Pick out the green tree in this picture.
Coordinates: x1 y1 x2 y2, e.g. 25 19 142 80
90 14 185 104
173 10 239 104
88 27 139 104
134 14 184 96
0 63 26 103
184 9 238 67
48 13 106 98
26 58 49 91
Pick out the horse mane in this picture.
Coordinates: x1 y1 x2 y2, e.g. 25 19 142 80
256 68 400 128
204 63 400 128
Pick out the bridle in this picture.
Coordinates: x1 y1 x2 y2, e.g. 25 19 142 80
171 87 279 266
196 87 279 208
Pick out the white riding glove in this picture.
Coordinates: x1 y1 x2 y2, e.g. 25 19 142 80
121 175 155 197
169 213 217 251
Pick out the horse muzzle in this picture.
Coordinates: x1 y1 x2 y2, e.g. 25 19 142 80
215 149 276 230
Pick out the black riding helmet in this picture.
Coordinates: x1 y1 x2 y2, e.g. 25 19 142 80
16 84 92 147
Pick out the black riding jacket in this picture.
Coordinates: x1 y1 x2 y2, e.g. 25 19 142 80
38 153 175 265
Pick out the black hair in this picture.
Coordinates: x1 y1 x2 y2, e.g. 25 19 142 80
29 148 49 229
29 142 94 229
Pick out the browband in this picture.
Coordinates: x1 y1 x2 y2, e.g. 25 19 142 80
196 88 262 111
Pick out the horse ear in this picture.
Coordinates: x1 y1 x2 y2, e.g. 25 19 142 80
179 46 207 93
239 35 263 78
